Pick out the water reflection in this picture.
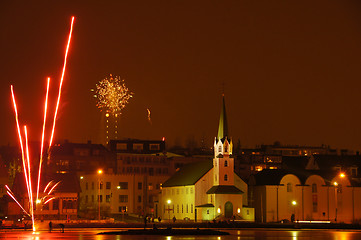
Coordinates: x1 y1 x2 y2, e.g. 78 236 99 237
1 229 361 240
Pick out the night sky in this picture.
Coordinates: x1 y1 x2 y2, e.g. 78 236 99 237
1 1 361 151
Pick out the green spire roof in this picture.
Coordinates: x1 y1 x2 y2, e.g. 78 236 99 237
217 95 228 141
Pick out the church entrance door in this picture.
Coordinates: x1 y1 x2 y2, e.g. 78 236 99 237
224 201 233 218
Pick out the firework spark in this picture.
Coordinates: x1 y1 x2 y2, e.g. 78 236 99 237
94 74 133 115
147 108 152 125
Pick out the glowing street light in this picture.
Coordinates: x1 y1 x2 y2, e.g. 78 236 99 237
334 181 339 222
340 173 345 178
166 200 172 222
98 169 103 221
292 201 297 206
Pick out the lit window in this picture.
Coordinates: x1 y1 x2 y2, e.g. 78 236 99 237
255 166 263 171
287 183 292 192
150 144 160 151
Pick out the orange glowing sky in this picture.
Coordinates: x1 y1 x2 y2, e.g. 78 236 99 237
1 1 361 151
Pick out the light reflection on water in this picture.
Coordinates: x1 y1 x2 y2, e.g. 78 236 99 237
0 229 361 240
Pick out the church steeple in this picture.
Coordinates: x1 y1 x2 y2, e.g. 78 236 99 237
213 94 234 186
217 94 228 141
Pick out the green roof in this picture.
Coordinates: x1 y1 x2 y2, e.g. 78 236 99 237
206 185 243 194
162 160 213 187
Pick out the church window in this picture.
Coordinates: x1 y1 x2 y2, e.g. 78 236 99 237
190 188 193 194
215 175 217 181
224 174 228 181
312 183 317 193
224 160 228 167
312 194 318 212
182 204 184 213
186 188 189 194
191 204 193 213
225 145 228 152
186 204 188 213
218 146 222 152
287 183 292 192
177 204 179 213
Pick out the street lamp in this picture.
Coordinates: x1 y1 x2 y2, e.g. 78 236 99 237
98 169 103 221
166 200 172 222
333 181 338 222
292 201 297 222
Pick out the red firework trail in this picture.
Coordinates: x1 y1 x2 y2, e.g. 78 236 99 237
24 126 35 232
8 17 75 232
49 16 75 147
36 77 50 201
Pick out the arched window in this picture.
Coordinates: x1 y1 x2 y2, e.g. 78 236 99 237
312 183 317 193
224 160 228 167
287 183 292 192
218 146 222 152
224 174 228 181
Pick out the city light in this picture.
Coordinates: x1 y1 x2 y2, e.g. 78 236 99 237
340 173 345 178
292 201 297 206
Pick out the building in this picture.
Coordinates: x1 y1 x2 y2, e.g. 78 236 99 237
159 95 253 221
249 154 361 223
48 140 115 174
7 173 80 221
78 172 165 218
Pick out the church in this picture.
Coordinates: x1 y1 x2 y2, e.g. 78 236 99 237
159 95 254 221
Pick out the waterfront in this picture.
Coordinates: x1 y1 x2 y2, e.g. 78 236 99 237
1 229 361 240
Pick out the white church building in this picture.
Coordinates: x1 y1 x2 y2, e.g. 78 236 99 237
159 95 254 221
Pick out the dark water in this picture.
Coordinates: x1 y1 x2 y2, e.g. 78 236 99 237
1 229 361 240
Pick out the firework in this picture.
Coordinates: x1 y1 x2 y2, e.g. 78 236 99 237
147 108 152 125
7 17 75 232
94 74 133 115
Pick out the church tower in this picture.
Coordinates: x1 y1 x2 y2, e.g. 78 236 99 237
213 95 234 186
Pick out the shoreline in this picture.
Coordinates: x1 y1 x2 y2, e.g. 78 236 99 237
1 221 361 231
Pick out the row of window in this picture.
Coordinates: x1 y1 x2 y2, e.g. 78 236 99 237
164 204 194 214
84 194 154 204
84 195 136 203
116 143 161 151
37 199 76 210
85 182 161 190
120 167 168 175
286 183 343 194
164 187 194 195
119 155 167 164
